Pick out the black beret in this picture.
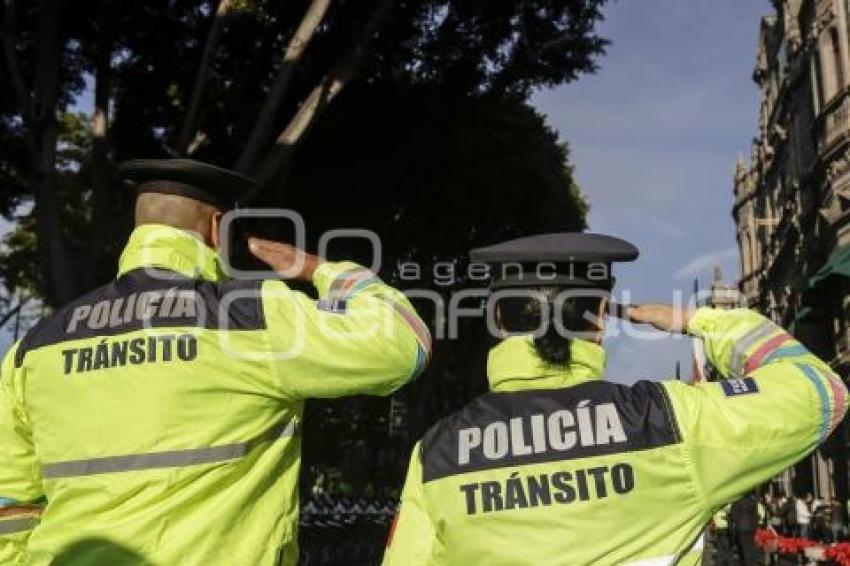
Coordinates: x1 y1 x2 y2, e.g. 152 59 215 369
117 158 256 210
470 232 639 289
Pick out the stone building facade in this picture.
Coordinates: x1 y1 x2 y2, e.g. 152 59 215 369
734 0 850 502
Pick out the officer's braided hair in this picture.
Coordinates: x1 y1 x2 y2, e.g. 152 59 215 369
496 287 604 367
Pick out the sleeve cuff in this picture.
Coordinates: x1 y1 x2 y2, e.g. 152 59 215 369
686 307 719 337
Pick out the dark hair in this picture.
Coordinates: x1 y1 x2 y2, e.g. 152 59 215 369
496 287 604 366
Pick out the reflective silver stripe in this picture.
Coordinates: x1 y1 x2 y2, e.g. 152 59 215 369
0 517 38 534
691 533 705 551
731 321 777 375
624 533 705 566
622 556 674 566
42 420 298 479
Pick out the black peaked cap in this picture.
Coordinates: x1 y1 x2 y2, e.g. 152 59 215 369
470 232 639 289
118 159 256 210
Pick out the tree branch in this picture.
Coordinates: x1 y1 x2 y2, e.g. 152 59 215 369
250 0 396 194
176 0 233 155
234 0 333 172
2 0 30 114
0 295 29 329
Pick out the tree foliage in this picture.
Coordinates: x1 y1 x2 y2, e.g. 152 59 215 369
0 0 608 303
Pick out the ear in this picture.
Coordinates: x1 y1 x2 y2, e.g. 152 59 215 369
209 211 223 250
593 297 609 344
493 301 509 338
495 301 507 329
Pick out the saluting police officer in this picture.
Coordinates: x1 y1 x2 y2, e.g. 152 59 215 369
0 159 431 565
382 232 847 566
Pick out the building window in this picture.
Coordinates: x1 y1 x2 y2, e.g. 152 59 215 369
830 28 845 96
741 232 752 276
749 229 759 274
814 48 826 109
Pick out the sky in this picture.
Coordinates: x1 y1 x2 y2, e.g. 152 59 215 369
531 0 768 383
1 1 770 381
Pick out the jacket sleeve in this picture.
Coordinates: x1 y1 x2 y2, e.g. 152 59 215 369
663 307 848 509
261 261 431 399
382 443 436 566
0 343 44 564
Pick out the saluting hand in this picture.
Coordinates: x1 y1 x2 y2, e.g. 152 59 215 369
610 303 695 334
248 237 323 281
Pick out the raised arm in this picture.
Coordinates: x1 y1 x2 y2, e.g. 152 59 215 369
0 343 45 564
662 307 847 508
249 238 431 399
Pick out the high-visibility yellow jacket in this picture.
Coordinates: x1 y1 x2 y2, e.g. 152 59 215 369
382 307 847 566
0 224 430 566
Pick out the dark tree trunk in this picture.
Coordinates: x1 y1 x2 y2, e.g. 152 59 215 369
2 0 29 108
30 0 73 306
177 0 232 155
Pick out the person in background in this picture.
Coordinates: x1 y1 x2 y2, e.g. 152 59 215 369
812 495 830 541
757 494 767 529
796 494 812 539
768 494 785 534
830 497 845 542
783 494 798 537
731 492 759 566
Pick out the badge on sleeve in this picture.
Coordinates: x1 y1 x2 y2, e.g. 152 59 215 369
721 378 759 397
317 299 348 314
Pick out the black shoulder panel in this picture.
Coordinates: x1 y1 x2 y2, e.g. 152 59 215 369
421 380 681 483
15 269 266 367
197 277 266 331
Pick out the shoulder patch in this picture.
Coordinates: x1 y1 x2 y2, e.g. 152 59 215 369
317 299 348 314
720 378 759 397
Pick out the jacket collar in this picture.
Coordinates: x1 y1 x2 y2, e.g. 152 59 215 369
117 224 223 282
487 335 606 392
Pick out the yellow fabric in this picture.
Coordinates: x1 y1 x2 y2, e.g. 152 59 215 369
672 308 846 508
487 335 605 392
0 342 42 565
0 225 429 565
117 224 223 281
384 308 848 566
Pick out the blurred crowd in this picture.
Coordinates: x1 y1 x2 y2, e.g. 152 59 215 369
711 490 848 565
762 492 846 542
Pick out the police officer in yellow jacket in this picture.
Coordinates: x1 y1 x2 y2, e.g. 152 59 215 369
0 159 431 565
382 232 847 566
